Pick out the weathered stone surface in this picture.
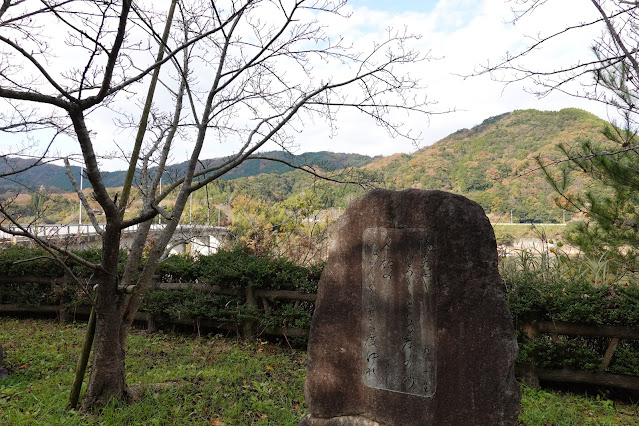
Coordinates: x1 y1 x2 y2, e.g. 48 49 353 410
303 189 520 425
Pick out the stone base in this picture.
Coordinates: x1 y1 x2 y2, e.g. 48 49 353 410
299 414 381 426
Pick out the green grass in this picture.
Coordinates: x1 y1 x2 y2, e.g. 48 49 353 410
0 318 306 425
1 318 638 425
493 223 566 244
519 386 639 425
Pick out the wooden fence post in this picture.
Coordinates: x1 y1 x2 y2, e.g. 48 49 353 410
243 286 257 338
57 272 68 323
519 322 540 389
602 337 620 370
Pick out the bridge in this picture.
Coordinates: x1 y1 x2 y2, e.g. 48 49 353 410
0 223 232 256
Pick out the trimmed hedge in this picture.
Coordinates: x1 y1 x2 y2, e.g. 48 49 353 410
506 272 639 376
0 246 60 278
505 272 639 327
149 246 320 333
0 245 320 337
0 246 128 279
155 245 321 292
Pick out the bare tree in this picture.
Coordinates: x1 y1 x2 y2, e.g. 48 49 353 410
478 0 639 118
0 0 434 408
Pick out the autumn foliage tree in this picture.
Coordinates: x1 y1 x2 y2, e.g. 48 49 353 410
0 0 433 409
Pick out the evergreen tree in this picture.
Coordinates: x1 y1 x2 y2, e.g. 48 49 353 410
540 61 639 276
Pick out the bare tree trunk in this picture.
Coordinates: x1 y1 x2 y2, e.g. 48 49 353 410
82 303 127 408
82 226 127 408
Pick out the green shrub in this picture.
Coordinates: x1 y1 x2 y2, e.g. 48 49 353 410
0 246 129 279
66 247 127 278
521 335 604 372
142 288 242 325
193 245 319 292
155 254 196 283
2 282 50 306
608 341 639 376
0 247 129 307
0 246 61 278
505 273 639 327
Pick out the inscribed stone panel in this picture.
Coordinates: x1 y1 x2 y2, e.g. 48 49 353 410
361 227 436 397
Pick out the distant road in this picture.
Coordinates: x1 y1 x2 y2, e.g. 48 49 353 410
492 223 567 226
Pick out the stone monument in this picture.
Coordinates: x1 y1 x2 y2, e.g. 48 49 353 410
302 189 520 425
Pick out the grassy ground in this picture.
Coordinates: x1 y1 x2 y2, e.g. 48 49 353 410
0 318 306 425
1 318 638 425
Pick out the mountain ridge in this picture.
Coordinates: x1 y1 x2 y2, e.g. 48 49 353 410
0 151 376 192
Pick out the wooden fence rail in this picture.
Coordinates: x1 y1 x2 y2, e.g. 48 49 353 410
0 275 316 339
4 276 639 391
521 320 639 391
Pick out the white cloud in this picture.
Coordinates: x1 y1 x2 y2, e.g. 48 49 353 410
292 0 619 157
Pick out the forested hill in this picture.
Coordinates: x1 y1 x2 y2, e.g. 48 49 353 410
0 151 375 192
169 151 375 182
363 108 608 222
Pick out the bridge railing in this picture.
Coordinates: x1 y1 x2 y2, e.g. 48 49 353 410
0 223 230 241
0 224 99 240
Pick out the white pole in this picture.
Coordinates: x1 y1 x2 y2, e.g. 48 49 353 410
158 176 162 225
189 193 192 224
79 165 83 227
